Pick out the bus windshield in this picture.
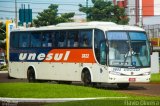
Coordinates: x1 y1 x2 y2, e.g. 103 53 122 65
106 31 150 67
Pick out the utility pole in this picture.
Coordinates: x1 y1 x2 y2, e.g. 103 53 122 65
15 0 18 28
86 0 88 8
113 0 116 5
139 0 143 27
86 0 88 18
135 0 139 26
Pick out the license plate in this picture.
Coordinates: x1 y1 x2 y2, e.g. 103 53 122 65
129 78 136 82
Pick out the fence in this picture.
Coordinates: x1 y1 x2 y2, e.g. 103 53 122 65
143 24 160 47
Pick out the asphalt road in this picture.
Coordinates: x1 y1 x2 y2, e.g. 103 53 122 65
107 83 160 97
0 72 27 83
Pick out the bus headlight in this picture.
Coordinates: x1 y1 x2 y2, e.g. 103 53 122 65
143 72 150 75
109 71 121 75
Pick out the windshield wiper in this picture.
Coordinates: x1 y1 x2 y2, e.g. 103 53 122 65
132 53 143 67
122 50 130 66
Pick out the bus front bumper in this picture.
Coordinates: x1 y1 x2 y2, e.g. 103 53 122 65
108 74 150 83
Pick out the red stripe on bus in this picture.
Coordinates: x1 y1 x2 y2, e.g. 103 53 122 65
43 49 96 63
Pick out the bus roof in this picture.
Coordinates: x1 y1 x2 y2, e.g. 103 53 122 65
11 21 145 32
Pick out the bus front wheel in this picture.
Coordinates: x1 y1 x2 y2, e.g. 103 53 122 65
81 70 91 86
27 68 36 83
117 83 130 89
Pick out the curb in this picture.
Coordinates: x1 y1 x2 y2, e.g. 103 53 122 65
0 97 127 103
0 71 8 74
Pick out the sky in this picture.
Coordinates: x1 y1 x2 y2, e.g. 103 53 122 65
0 0 93 22
1 0 160 25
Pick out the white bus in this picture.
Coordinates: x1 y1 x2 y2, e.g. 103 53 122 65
9 22 151 89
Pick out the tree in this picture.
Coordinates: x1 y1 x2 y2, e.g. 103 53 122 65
79 0 129 25
0 22 6 49
33 4 75 27
0 22 5 40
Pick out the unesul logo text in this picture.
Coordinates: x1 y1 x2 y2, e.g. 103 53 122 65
19 51 70 61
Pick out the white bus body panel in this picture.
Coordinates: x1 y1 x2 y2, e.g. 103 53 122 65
9 61 150 83
9 62 101 82
9 61 109 82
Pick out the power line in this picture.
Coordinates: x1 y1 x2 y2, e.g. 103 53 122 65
1 0 160 7
0 9 85 15
0 0 13 1
0 9 159 14
0 6 15 8
0 13 13 16
1 5 160 13
1 9 160 17
0 0 87 4
1 0 160 8
0 6 81 12
0 0 92 6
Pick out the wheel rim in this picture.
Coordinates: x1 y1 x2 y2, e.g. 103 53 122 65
28 69 35 82
82 71 91 85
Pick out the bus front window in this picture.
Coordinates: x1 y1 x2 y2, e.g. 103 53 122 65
129 32 150 67
107 31 150 68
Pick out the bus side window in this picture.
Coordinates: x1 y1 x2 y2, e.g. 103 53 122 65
83 34 88 47
51 32 55 47
19 32 30 47
42 32 52 47
74 32 79 47
58 31 67 47
67 31 79 47
10 32 19 48
54 31 59 48
79 30 92 48
30 32 41 47
48 35 52 47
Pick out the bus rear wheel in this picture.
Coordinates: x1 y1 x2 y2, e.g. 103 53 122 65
27 68 36 83
81 70 91 86
117 83 129 89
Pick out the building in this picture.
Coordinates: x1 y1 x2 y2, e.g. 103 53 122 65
109 0 160 26
108 0 160 50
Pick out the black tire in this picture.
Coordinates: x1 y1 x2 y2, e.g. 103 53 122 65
27 68 36 83
58 81 72 85
81 70 91 86
117 83 130 89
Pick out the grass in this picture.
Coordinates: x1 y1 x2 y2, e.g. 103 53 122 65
151 73 160 82
0 83 160 106
0 83 127 98
0 83 159 100
46 100 127 106
46 100 160 106
0 65 8 71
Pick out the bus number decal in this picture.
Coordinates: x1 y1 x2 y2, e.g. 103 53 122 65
112 68 121 71
82 54 89 59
